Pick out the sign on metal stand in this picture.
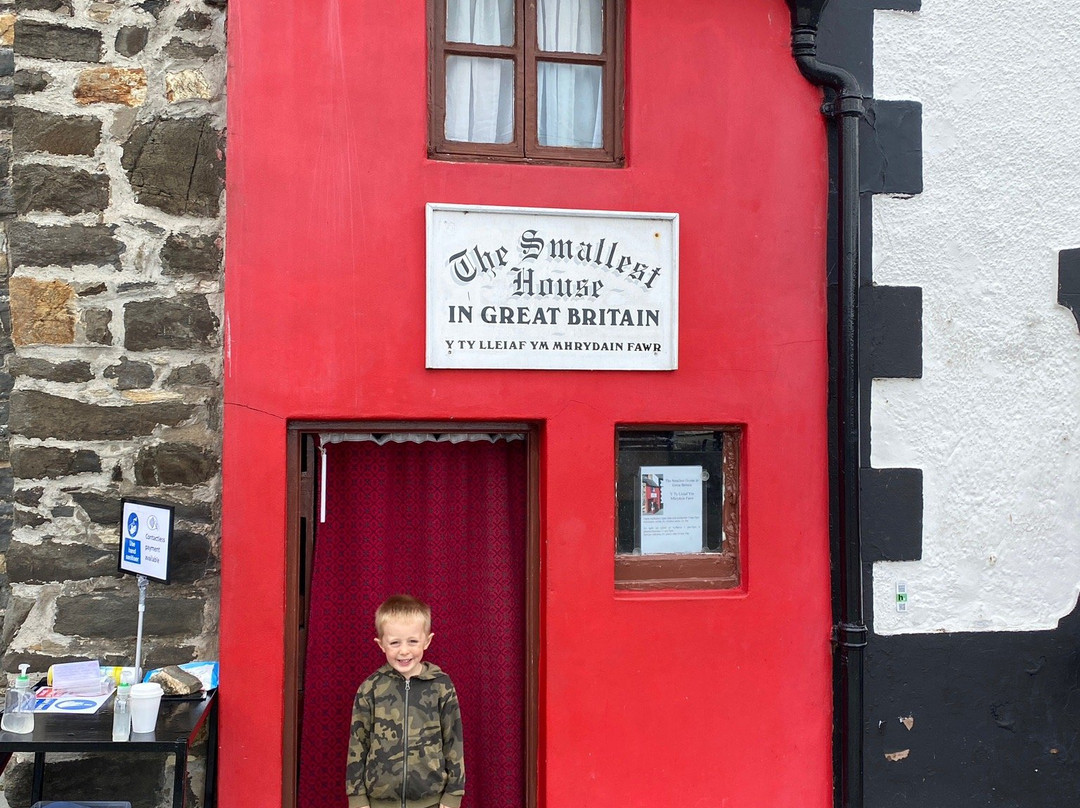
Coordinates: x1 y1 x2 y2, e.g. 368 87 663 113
117 499 174 682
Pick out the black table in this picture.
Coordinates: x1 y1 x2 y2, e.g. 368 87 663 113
0 690 217 808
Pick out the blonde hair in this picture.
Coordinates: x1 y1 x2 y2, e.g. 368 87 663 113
375 594 432 637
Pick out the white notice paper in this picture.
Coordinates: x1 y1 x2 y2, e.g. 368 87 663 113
639 465 704 554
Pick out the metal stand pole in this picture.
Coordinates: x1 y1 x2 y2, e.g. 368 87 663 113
135 574 148 682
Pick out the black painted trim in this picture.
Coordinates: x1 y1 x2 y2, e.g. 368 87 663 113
861 101 922 196
1057 248 1080 332
862 285 922 379
859 468 922 563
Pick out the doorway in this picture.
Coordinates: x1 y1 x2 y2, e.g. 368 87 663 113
285 426 538 808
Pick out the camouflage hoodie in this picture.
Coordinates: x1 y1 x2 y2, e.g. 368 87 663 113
346 662 465 808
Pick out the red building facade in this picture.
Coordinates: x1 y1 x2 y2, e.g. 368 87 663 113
222 1 833 806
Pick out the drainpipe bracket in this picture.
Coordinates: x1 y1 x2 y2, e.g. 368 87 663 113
822 95 866 119
832 622 869 648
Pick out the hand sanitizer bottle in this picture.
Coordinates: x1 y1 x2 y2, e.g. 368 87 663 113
112 680 132 741
1 664 35 734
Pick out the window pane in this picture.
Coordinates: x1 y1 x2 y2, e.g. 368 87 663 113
445 56 515 143
447 0 515 46
616 430 731 555
537 62 602 148
537 0 603 54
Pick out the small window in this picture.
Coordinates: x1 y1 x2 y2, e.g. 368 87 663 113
429 0 624 166
615 427 742 591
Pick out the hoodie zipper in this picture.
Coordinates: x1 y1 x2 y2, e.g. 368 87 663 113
401 677 410 808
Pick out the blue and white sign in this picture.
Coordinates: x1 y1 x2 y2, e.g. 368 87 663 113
118 499 174 582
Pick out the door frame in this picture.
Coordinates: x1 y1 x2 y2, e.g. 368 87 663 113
283 421 542 808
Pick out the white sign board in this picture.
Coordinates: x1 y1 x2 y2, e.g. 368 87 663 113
639 465 704 554
427 204 678 370
118 499 174 582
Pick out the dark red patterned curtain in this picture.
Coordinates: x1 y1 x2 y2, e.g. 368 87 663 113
298 437 527 808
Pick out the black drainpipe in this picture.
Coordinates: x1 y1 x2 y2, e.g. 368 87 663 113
784 2 867 808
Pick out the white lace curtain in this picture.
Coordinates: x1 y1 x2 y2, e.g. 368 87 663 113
445 0 604 149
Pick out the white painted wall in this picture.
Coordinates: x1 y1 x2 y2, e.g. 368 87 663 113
869 3 1080 633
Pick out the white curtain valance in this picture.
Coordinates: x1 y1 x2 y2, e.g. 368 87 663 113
317 432 526 522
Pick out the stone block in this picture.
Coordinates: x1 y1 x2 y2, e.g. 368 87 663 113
163 37 217 61
13 163 109 215
0 48 13 78
124 294 218 350
0 753 166 807
9 221 123 268
15 0 73 12
0 14 13 46
104 356 154 389
7 356 94 382
9 389 196 440
75 66 147 106
178 10 213 30
14 107 101 155
11 487 42 506
122 116 224 217
6 538 115 583
134 442 217 486
166 362 216 387
115 25 148 57
9 276 75 345
14 20 101 62
161 232 222 277
84 307 113 344
170 528 214 583
10 445 101 478
78 282 109 297
166 68 212 103
139 0 167 17
88 1 116 22
55 593 204 637
71 489 121 524
13 508 45 527
14 68 51 94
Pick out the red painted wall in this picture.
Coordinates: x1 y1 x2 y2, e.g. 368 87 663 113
223 1 832 806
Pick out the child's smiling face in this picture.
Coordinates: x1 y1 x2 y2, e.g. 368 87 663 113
375 615 433 678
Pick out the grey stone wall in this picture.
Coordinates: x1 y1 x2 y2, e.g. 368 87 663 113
0 0 224 805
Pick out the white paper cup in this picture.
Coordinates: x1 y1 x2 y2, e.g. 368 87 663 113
129 682 164 733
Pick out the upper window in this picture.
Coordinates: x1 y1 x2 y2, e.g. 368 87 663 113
429 0 624 166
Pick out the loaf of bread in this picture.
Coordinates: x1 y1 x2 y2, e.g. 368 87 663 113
149 665 204 695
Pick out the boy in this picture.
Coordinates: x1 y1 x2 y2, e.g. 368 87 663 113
346 595 465 808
